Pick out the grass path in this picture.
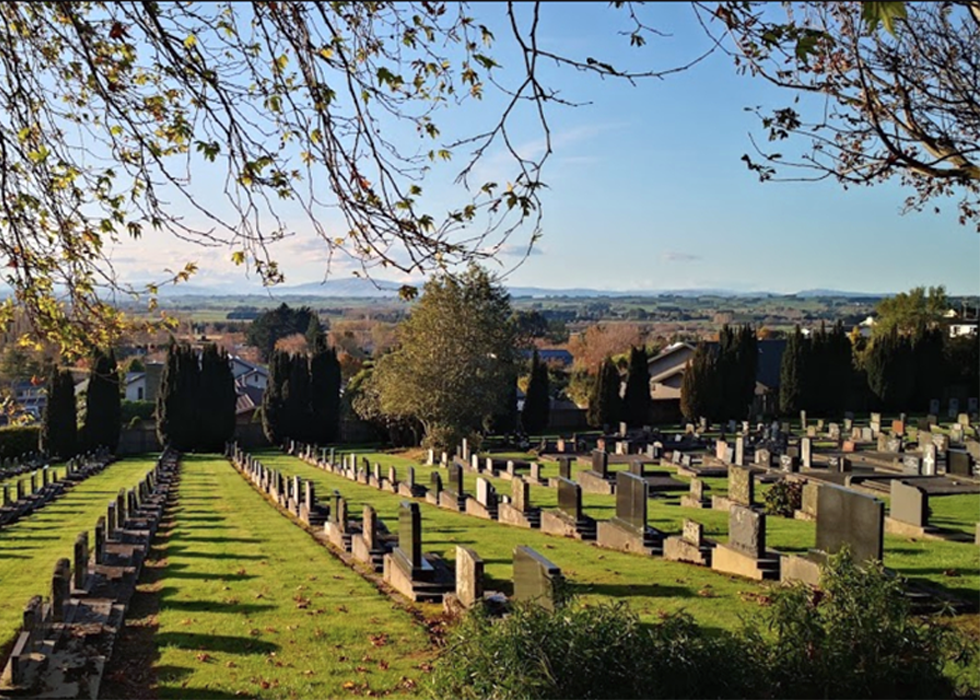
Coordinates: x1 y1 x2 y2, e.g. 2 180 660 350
0 457 157 654
103 454 432 700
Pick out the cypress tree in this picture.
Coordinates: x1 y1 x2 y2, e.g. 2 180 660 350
715 325 738 419
156 343 202 451
199 344 237 451
156 342 180 449
283 353 312 442
83 348 121 453
780 326 806 415
736 324 758 419
310 340 342 444
522 349 550 435
40 366 77 459
622 346 651 427
262 349 289 444
867 327 915 411
911 326 946 411
681 342 716 423
587 357 621 429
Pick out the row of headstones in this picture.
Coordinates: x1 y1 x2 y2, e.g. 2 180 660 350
2 449 179 692
0 448 114 528
231 444 567 610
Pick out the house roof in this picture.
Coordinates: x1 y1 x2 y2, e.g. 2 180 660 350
236 384 264 414
520 348 573 366
646 339 787 390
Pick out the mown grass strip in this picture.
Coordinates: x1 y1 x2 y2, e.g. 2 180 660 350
141 455 432 699
0 456 158 654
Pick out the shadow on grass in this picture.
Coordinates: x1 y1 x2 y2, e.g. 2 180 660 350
165 547 266 561
172 536 263 544
175 515 227 523
155 632 279 655
165 570 259 582
569 582 697 599
161 599 277 615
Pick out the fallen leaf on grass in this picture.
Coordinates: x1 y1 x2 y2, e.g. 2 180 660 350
337 605 349 613
196 653 212 663
236 567 247 576
368 633 388 647
944 569 961 577
303 670 315 677
697 588 716 598
377 660 389 670
355 666 370 673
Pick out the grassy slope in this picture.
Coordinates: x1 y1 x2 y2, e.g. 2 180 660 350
0 457 157 653
0 465 68 491
148 455 431 700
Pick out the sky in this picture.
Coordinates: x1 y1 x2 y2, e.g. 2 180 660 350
106 2 979 297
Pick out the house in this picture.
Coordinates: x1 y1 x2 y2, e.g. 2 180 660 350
520 348 573 367
124 372 148 401
235 383 265 423
12 379 45 419
646 339 788 417
230 355 268 390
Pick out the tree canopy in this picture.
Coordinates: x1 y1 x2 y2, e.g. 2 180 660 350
0 2 971 357
370 265 516 450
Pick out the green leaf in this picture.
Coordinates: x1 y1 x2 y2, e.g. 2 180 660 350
861 2 907 37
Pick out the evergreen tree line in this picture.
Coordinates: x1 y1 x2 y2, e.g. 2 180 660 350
156 343 237 452
262 340 342 445
586 346 651 430
40 348 122 460
680 325 759 423
780 322 960 415
521 349 550 435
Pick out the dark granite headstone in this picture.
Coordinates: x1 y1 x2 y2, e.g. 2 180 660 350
430 471 442 494
558 456 573 480
815 485 884 564
948 449 972 476
396 501 423 575
613 471 647 535
556 477 582 521
890 480 927 528
513 545 564 611
447 462 464 495
628 458 646 477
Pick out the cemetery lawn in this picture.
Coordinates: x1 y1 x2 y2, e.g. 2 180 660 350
0 457 157 656
111 454 431 700
271 449 980 618
0 465 67 491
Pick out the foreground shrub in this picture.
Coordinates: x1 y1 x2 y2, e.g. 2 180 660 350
429 601 743 699
741 547 977 699
430 549 977 699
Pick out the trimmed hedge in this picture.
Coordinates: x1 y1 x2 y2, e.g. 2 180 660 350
0 425 41 459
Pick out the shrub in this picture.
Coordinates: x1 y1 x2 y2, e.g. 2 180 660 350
763 479 803 517
0 425 41 459
121 400 155 425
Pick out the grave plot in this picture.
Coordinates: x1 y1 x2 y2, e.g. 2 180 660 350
103 455 431 699
257 449 783 632
0 456 155 654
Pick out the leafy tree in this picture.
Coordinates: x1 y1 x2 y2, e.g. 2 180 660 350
372 266 516 451
622 346 651 427
779 326 807 415
873 285 949 338
680 342 717 423
587 357 622 430
245 304 318 362
521 349 550 435
262 349 290 445
40 366 77 459
310 340 342 444
82 348 120 452
198 344 236 452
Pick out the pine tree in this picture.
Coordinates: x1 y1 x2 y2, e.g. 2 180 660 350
522 348 550 435
262 349 289 445
780 326 806 415
83 348 120 452
622 346 651 427
310 340 342 444
40 366 77 459
681 342 717 423
199 344 237 451
587 357 621 429
283 353 312 442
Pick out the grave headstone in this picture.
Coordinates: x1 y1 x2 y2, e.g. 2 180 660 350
815 484 884 564
890 480 927 528
780 454 799 472
447 462 464 495
922 443 937 476
929 399 941 415
754 449 771 468
394 501 423 577
968 397 979 415
729 466 755 506
476 478 497 509
734 436 745 466
430 471 443 495
902 455 922 475
683 519 703 546
728 505 765 559
612 471 648 534
558 456 573 480
947 449 972 476
801 437 812 469
948 398 960 419
512 477 529 513
591 450 608 478
513 546 564 611
556 477 582 521
455 546 484 608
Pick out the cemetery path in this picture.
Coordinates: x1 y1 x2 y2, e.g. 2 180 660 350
259 451 769 632
0 457 157 657
102 454 431 700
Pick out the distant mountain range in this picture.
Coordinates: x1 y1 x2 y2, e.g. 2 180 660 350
143 277 891 300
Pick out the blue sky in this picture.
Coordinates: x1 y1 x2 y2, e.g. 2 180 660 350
109 2 979 296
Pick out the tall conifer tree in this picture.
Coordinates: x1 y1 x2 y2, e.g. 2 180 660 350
622 346 651 427
522 348 550 435
40 366 77 459
83 348 121 452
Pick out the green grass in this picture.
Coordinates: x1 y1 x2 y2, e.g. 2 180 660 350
0 457 158 654
144 455 432 699
0 465 67 491
276 447 979 615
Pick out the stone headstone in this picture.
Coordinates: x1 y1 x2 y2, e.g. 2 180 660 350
728 466 754 506
430 471 442 494
690 478 704 502
728 505 765 559
397 501 422 572
902 455 922 475
476 478 496 508
890 480 927 528
682 519 703 546
922 444 937 476
734 436 745 466
754 449 771 468
948 398 959 419
406 466 416 488
628 458 646 477
815 485 884 564
52 558 71 622
455 546 484 608
73 532 88 591
513 545 564 611
958 413 971 428
801 437 812 469
929 399 941 415
362 505 378 550
591 450 608 478
801 482 820 517
950 424 964 445
885 437 902 454
947 449 972 476
891 420 905 436
613 471 647 535
968 397 979 415
447 462 464 495
558 456 573 480
530 462 541 483
556 477 582 521
799 410 807 429
828 423 840 441
716 440 729 462
512 477 529 513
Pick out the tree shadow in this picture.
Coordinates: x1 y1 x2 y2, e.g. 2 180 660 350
155 632 280 655
568 582 696 599
171 536 262 544
159 599 277 615
165 570 258 582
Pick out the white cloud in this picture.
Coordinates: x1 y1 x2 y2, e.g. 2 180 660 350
661 251 703 263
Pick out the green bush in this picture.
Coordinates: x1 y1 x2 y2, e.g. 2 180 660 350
430 549 977 699
763 479 803 517
0 424 41 459
743 547 976 699
121 400 155 425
